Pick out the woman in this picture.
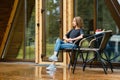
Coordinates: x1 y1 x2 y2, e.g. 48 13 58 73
46 16 84 71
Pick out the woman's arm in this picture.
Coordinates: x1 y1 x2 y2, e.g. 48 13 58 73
63 35 73 43
63 29 73 42
70 34 84 41
63 35 68 40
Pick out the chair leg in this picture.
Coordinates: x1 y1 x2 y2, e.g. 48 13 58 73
68 52 72 69
72 52 79 74
72 51 85 74
107 60 113 72
83 52 89 71
100 59 107 74
97 52 107 74
89 54 97 68
104 52 113 73
68 51 75 69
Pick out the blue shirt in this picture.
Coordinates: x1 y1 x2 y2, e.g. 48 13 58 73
66 28 84 45
66 28 84 38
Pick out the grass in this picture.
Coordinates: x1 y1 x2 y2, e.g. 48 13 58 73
17 46 35 59
16 41 120 62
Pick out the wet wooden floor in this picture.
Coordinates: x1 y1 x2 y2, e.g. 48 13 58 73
0 62 120 80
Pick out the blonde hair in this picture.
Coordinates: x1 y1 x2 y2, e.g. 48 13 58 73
74 16 84 28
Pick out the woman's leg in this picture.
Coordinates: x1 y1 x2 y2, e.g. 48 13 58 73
53 38 77 56
47 40 77 70
56 43 77 56
54 38 65 53
60 43 77 49
49 38 77 62
49 38 65 61
51 38 65 56
46 38 64 70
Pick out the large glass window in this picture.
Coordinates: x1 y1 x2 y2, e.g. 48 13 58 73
25 0 35 60
74 0 120 63
74 0 94 34
97 0 120 63
42 0 63 61
4 0 35 61
74 0 94 63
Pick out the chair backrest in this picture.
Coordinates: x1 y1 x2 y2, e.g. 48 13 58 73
99 30 112 51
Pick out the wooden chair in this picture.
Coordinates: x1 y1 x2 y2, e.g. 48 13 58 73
72 30 113 74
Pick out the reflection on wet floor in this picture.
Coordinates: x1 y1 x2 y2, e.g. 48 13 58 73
0 62 120 80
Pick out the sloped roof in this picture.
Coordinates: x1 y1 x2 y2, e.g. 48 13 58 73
0 0 14 45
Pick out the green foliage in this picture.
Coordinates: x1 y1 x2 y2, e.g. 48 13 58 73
46 0 60 43
46 43 54 57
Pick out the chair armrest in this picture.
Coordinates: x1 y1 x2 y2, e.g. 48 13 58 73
78 34 96 47
88 35 104 48
79 38 87 46
78 33 104 48
73 38 83 45
88 38 96 47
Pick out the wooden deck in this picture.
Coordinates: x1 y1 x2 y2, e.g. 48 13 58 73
0 62 120 80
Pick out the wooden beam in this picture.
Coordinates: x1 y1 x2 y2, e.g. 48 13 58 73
0 0 19 58
63 0 74 66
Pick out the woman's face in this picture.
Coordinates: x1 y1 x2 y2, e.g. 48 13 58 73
72 18 77 27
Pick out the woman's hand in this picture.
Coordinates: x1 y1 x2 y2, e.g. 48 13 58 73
63 35 73 43
66 38 73 43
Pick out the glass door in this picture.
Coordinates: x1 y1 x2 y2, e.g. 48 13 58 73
42 0 63 62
